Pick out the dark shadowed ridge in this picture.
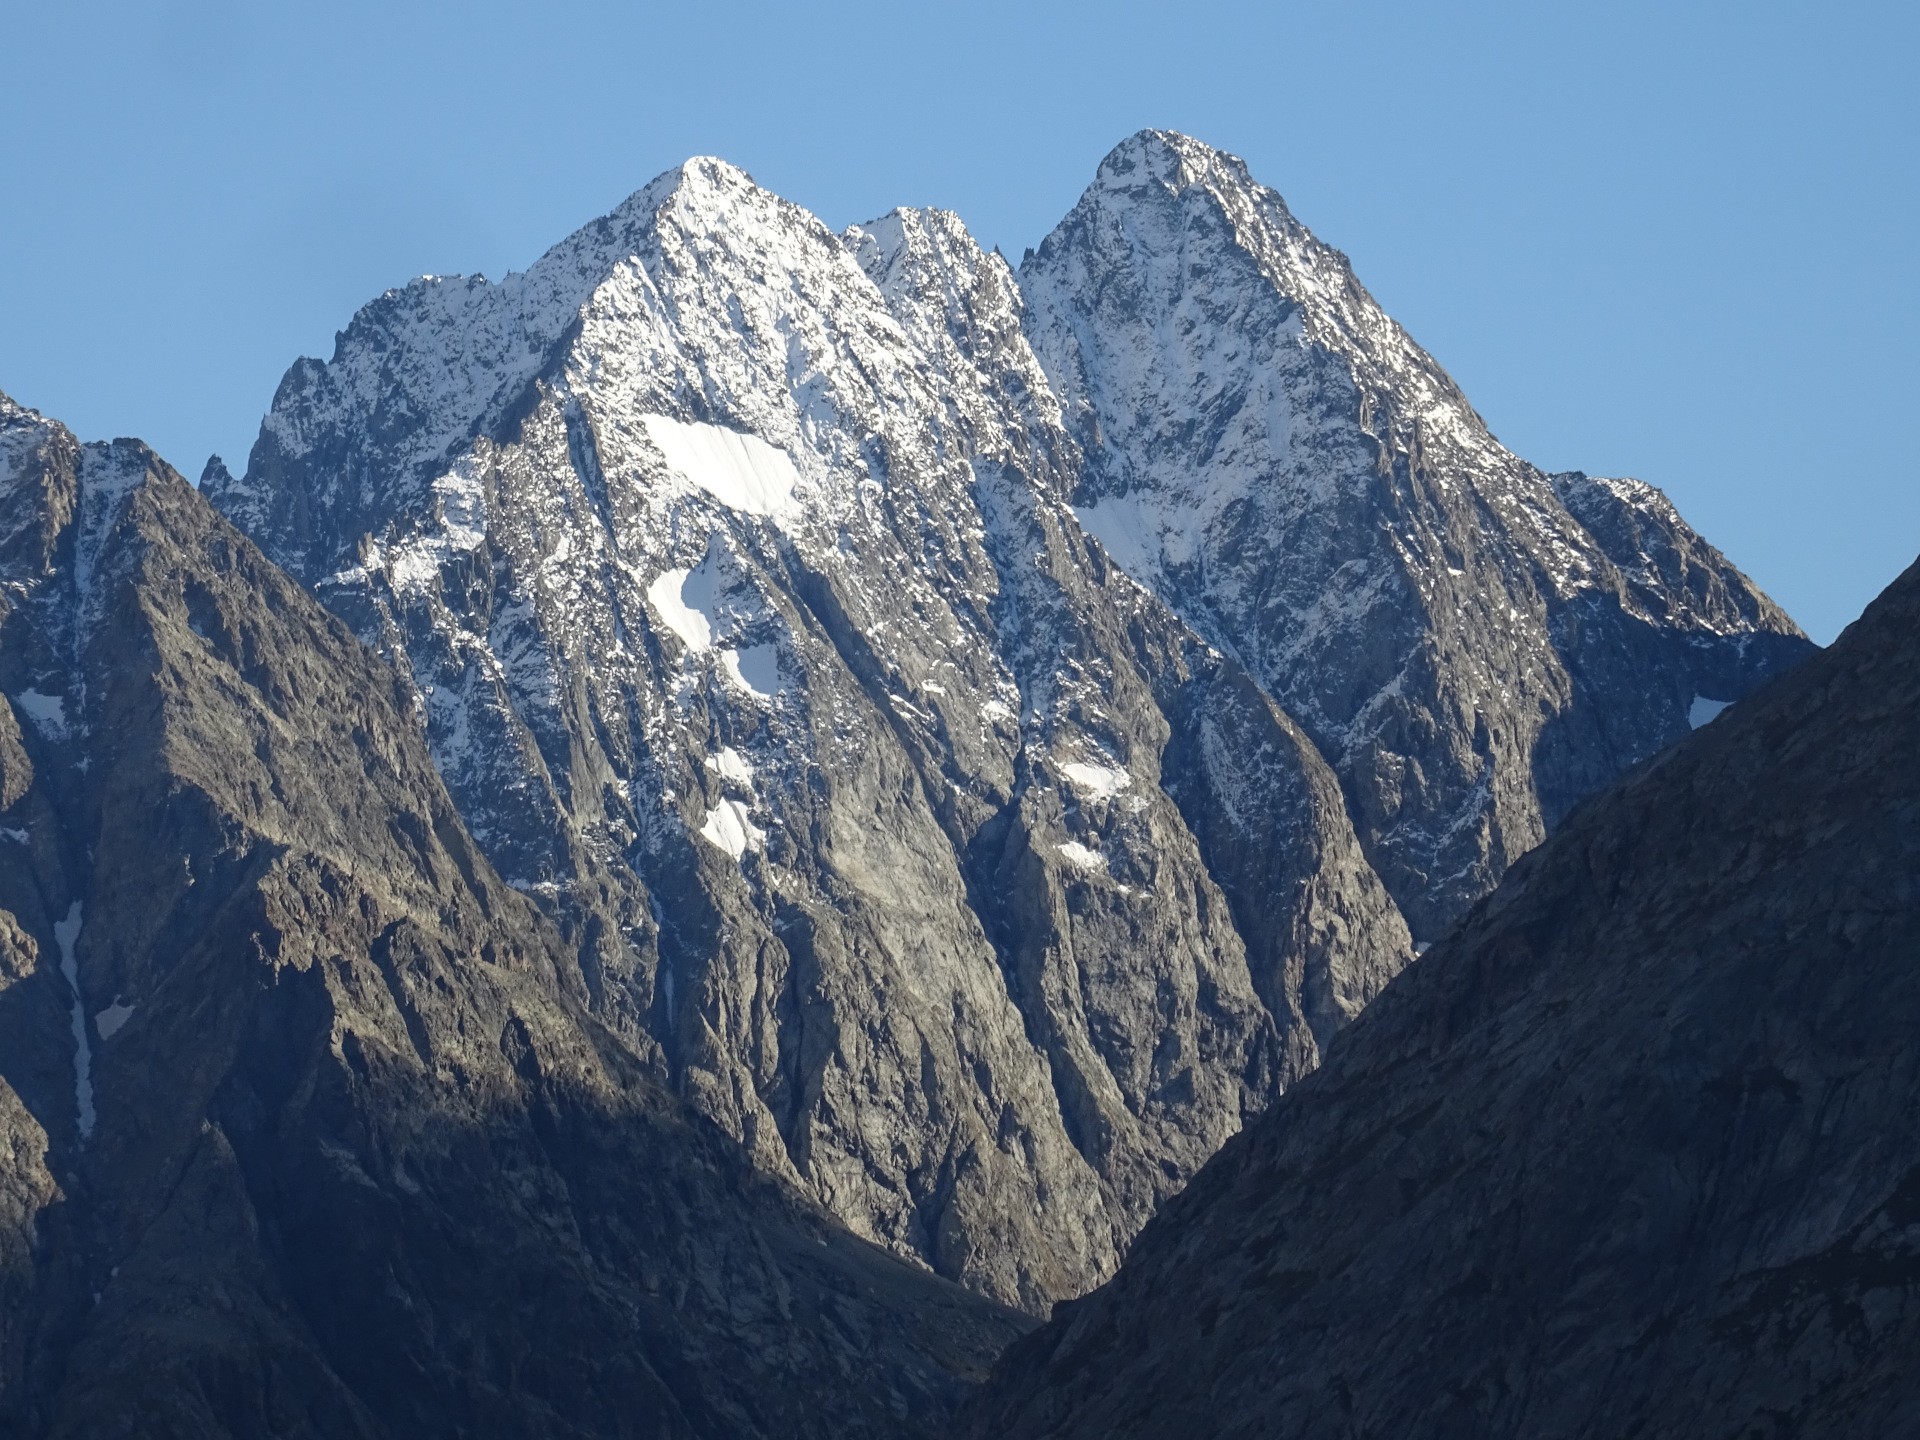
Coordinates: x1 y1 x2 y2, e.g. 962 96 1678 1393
958 552 1920 1438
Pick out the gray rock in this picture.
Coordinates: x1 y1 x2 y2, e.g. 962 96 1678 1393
957 550 1920 1439
203 133 1809 1311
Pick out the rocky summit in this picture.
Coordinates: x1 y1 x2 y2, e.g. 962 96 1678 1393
1019 131 1811 939
0 393 1024 1439
957 552 1920 1439
203 130 1811 1312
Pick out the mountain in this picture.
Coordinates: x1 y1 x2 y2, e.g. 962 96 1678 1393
957 552 1920 1439
1018 130 1812 939
204 160 1413 1309
205 133 1810 1306
0 392 1023 1439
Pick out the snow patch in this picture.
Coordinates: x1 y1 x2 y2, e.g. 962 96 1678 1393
95 998 135 1041
375 455 492 595
12 690 68 736
54 902 95 1140
722 643 781 700
698 797 765 859
431 457 489 549
706 747 755 785
1061 761 1131 801
1073 499 1162 581
1057 841 1106 872
641 415 801 519
647 568 713 652
1689 695 1730 728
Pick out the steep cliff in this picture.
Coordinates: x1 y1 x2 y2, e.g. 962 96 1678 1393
207 163 1411 1308
206 133 1809 1307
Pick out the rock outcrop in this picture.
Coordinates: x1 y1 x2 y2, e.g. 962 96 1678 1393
958 551 1920 1439
0 392 1024 1440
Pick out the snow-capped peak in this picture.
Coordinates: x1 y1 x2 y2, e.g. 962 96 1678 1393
1092 128 1263 200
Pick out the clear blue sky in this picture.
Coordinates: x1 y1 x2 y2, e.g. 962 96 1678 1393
3 0 1913 641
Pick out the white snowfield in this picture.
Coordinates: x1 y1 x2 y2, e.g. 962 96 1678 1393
698 797 765 858
646 567 713 651
640 414 801 520
1690 695 1731 728
721 643 780 700
1056 841 1107 872
706 747 755 785
1060 761 1132 801
10 690 67 736
95 998 135 1041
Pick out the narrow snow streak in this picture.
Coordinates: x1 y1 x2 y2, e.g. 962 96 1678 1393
55 902 95 1139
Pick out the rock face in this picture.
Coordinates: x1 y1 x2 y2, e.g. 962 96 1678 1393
207 164 1415 1308
0 392 1025 1440
958 553 1920 1439
1019 130 1812 938
205 133 1809 1307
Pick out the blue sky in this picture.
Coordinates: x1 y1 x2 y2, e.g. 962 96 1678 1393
2 0 1912 641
